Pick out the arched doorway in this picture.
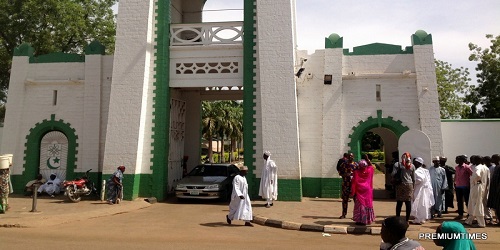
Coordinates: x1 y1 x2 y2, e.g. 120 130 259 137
347 110 409 161
39 131 69 182
19 114 78 192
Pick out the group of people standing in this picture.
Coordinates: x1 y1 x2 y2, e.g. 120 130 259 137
226 151 278 226
390 152 500 228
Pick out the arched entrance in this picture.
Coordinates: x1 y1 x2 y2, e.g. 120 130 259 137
19 114 78 192
347 110 409 161
39 131 68 181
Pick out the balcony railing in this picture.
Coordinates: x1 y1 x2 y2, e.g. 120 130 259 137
170 21 243 46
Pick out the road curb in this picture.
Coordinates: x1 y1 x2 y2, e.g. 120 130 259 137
253 215 380 235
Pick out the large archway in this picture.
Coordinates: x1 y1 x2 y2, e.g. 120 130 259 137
348 110 409 161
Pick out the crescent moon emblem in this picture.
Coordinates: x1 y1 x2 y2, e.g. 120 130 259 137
47 157 60 169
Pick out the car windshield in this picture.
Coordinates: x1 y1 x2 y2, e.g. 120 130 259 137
188 165 228 177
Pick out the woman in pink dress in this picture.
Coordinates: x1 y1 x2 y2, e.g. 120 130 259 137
351 156 375 225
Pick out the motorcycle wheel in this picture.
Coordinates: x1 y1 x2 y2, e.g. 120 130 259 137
66 186 81 203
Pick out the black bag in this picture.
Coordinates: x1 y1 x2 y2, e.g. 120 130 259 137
390 163 403 185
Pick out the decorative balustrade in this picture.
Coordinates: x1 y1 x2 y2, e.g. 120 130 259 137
170 22 243 46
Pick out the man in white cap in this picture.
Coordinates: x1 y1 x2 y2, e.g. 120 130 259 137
429 156 448 218
410 157 434 224
226 165 253 226
259 151 278 208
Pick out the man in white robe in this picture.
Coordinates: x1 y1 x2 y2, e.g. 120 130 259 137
465 155 490 228
259 151 278 208
226 166 253 226
429 156 448 218
411 157 435 224
37 173 62 197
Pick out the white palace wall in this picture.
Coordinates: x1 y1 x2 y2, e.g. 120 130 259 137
297 37 442 179
1 55 114 175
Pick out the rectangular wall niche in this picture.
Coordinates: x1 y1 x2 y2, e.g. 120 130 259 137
324 75 332 85
376 84 381 102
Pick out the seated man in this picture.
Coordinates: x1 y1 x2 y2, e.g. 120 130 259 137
25 174 46 195
37 173 61 197
380 216 425 250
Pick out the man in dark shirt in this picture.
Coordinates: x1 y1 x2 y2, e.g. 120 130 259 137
440 156 455 214
337 153 357 219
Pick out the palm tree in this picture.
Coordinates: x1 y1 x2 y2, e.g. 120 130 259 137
227 103 243 162
201 100 243 163
201 101 220 163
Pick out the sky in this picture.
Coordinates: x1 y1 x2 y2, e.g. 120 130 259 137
114 0 499 81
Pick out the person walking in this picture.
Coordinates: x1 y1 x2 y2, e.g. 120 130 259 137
107 165 125 205
465 155 490 228
440 156 455 214
338 152 358 219
454 155 472 220
227 166 253 227
411 157 434 225
392 152 415 222
430 156 448 218
350 156 375 225
259 151 278 208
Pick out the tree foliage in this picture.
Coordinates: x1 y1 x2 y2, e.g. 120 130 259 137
0 0 117 103
201 101 243 163
467 34 500 118
435 60 472 119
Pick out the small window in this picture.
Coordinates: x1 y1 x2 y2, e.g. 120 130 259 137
53 90 58 106
324 74 332 85
376 84 381 102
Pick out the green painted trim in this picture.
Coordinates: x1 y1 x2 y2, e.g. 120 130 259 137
149 0 171 200
101 173 151 200
343 43 413 56
255 178 302 201
29 52 85 63
277 179 302 201
301 177 342 198
325 33 343 49
412 30 433 45
13 43 34 57
85 40 106 55
441 119 500 122
243 0 258 196
14 114 78 193
348 110 409 161
302 177 322 197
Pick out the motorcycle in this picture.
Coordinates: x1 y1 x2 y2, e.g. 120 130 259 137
63 169 97 202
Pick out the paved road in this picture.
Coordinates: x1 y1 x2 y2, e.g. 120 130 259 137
0 201 418 250
1 173 499 249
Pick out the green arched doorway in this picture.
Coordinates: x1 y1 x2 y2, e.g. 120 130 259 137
348 110 409 160
17 114 78 192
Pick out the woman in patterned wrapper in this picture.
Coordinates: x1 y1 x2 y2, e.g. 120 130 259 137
107 165 125 205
